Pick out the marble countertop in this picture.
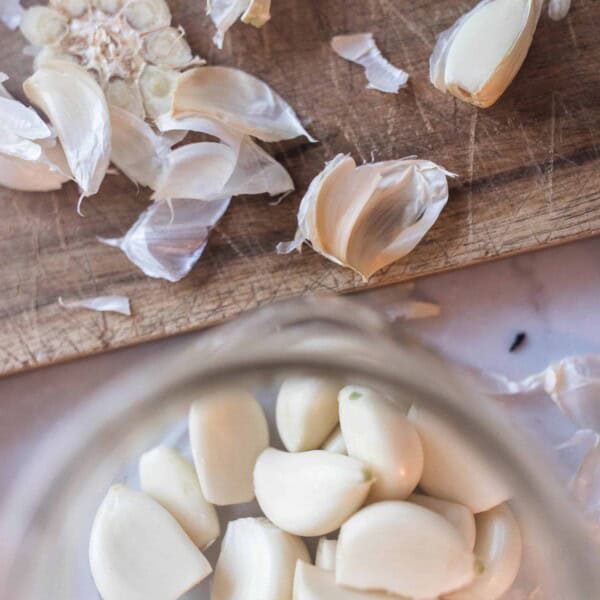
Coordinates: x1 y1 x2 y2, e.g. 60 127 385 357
2 236 600 491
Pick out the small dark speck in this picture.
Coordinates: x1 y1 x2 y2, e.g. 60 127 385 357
509 332 527 353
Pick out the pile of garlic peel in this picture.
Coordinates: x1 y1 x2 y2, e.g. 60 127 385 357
90 379 521 600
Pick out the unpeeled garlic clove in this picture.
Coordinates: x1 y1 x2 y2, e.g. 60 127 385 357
142 28 196 69
89 485 212 600
315 537 337 571
408 405 511 513
276 376 342 452
123 0 171 31
254 448 373 537
189 387 269 505
139 65 180 120
92 0 124 14
213 517 309 600
445 503 522 600
322 425 347 454
50 0 89 17
430 0 542 108
336 501 476 598
409 493 476 550
241 0 271 27
139 445 220 550
106 79 146 119
339 385 423 501
20 6 67 47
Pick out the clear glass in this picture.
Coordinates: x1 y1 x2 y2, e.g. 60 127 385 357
1 296 599 599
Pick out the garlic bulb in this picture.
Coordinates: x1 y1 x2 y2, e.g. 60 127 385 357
208 0 271 48
322 425 347 454
139 446 220 550
336 501 476 598
189 387 269 505
89 485 212 600
212 517 309 600
315 538 337 571
430 0 543 108
253 447 373 536
276 376 342 452
278 154 451 280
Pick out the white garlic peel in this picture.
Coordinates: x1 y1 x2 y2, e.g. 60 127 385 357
336 501 476 598
241 0 271 28
254 448 373 536
322 425 347 454
1 0 24 30
430 0 542 108
548 0 571 20
207 0 250 48
279 154 451 280
139 446 220 550
408 405 511 513
276 376 342 452
446 503 522 600
172 67 315 142
189 387 269 505
339 386 423 501
409 493 476 550
89 485 212 600
315 538 337 571
20 6 67 47
58 295 131 316
213 517 309 600
331 33 409 94
0 152 69 191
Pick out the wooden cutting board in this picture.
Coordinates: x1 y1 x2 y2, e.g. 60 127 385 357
0 0 599 376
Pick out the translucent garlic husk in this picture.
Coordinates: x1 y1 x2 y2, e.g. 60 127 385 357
139 65 180 119
58 295 131 315
241 0 272 28
208 0 272 48
430 0 543 108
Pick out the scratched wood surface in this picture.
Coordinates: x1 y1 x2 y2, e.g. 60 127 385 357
0 0 599 376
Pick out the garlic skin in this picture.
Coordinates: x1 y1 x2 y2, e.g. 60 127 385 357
336 501 476 598
0 152 69 191
322 425 347 454
315 538 337 571
276 376 342 452
430 0 543 108
212 517 309 600
208 0 271 48
58 295 131 316
254 448 373 536
189 387 269 505
139 446 220 550
89 485 212 600
445 504 522 600
548 0 571 20
339 385 423 501
408 405 511 513
241 0 271 27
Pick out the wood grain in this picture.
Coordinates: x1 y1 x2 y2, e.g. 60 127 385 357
0 0 599 376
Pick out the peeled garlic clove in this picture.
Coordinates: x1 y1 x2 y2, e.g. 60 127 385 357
0 152 68 191
430 0 542 108
409 493 476 550
322 425 347 454
20 6 67 47
190 387 269 505
446 504 522 600
23 62 111 196
172 67 315 142
315 538 337 571
89 485 212 600
106 78 145 119
213 517 309 600
276 376 342 452
124 0 171 31
139 65 179 119
50 0 88 17
207 0 250 48
408 405 511 513
241 0 271 27
336 501 476 598
139 446 220 550
142 28 196 69
339 385 423 501
254 447 373 536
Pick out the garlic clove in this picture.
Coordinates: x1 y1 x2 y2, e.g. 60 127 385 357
172 66 315 142
408 405 511 513
142 27 198 69
430 0 542 108
322 425 347 454
254 447 373 537
315 538 337 571
23 61 111 196
0 152 69 191
139 446 220 550
123 0 171 32
92 0 124 14
445 503 522 600
33 46 79 70
189 387 269 505
207 0 251 48
106 79 146 119
139 65 180 120
20 6 67 47
336 501 476 598
50 0 89 17
339 385 423 501
276 376 342 452
213 517 309 600
409 494 476 550
89 485 212 600
241 0 271 28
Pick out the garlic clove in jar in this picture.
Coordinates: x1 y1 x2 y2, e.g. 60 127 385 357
322 425 347 454
123 0 171 32
339 385 423 501
89 485 212 600
315 537 337 571
336 501 476 598
20 6 67 47
408 404 511 513
409 493 476 550
139 445 220 550
446 503 522 600
189 387 269 505
254 448 373 536
241 0 272 27
276 376 342 452
430 0 542 108
212 517 309 600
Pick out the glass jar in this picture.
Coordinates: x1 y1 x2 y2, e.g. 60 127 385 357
1 296 598 599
